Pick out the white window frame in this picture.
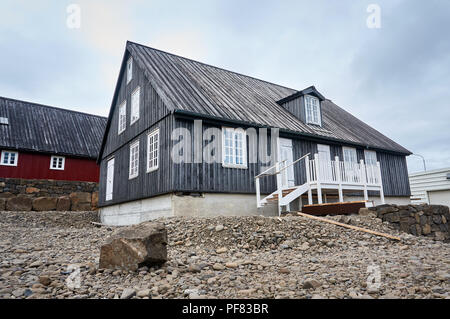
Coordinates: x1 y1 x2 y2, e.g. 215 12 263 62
50 155 65 170
221 127 247 169
147 128 159 173
342 146 358 164
305 95 321 126
130 86 140 125
126 57 133 84
106 157 115 201
118 100 126 135
129 140 140 179
0 150 18 166
364 150 377 166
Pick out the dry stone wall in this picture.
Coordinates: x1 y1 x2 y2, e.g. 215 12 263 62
365 204 450 241
0 178 98 211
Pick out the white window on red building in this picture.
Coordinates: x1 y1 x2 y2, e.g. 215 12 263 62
0 150 18 166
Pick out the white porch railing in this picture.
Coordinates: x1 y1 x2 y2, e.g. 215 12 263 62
308 155 382 185
255 152 385 215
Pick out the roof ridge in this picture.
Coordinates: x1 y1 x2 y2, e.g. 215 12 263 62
127 40 298 93
0 96 107 120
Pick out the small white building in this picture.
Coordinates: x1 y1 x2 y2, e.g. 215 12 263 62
409 168 450 207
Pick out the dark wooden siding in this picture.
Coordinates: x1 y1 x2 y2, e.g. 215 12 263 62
171 118 277 195
101 53 170 160
98 116 173 207
378 152 411 196
99 117 411 207
169 120 411 197
280 96 306 123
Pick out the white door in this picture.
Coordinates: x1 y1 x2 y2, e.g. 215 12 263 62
343 147 358 182
106 158 114 201
317 144 332 181
278 138 295 187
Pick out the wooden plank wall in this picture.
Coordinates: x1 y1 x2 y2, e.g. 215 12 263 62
98 115 173 207
171 118 277 195
101 54 171 160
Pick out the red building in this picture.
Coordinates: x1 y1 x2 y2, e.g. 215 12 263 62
0 96 107 182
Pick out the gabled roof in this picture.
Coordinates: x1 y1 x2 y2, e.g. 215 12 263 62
100 41 411 157
0 96 107 159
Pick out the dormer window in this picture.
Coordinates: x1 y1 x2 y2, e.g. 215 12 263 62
305 95 321 126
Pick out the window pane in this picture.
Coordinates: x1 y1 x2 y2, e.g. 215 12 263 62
3 152 9 164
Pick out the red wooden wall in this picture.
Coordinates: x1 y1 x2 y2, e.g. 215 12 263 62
0 151 100 182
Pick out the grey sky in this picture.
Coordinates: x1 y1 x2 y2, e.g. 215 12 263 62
0 0 449 173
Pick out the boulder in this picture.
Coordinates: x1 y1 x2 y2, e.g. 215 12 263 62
99 221 167 271
0 192 15 199
358 208 376 217
69 192 92 211
56 196 71 211
32 197 57 211
6 196 32 211
0 198 5 210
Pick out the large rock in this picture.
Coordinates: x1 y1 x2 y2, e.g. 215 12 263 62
56 196 71 211
99 221 167 271
32 197 57 211
0 198 5 210
0 192 15 199
6 196 32 211
69 192 92 211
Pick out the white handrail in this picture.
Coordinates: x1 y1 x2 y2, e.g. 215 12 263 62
276 152 311 174
254 160 287 179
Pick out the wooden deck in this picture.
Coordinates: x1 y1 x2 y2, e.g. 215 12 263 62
302 200 368 216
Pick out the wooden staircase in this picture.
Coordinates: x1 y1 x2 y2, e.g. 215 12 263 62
265 187 298 203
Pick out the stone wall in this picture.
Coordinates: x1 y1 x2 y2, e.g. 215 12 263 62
364 204 450 241
0 178 98 211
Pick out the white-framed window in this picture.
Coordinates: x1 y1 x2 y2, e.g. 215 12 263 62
118 101 126 135
222 127 247 168
147 128 159 173
50 156 65 170
364 150 377 166
126 57 133 84
0 150 18 166
129 140 139 179
343 146 358 164
106 157 115 201
305 95 321 126
130 86 140 125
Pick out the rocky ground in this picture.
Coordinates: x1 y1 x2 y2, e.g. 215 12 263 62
0 211 449 299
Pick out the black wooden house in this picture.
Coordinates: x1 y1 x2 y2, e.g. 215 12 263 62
97 41 411 225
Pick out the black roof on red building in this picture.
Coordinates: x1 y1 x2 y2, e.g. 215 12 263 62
0 96 107 159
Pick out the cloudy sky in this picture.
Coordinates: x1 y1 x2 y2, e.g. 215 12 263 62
0 0 449 173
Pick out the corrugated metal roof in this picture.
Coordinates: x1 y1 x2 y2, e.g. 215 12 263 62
0 96 107 159
104 41 411 155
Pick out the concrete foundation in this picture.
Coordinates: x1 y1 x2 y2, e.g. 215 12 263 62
100 192 278 226
100 191 410 226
